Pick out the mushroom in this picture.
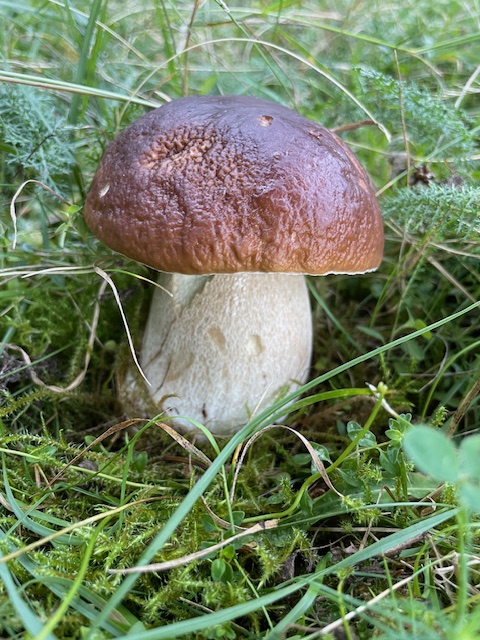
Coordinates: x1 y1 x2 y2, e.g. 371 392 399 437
84 95 383 436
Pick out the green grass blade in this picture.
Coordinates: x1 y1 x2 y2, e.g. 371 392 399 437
1 453 84 545
0 525 137 636
0 554 57 640
0 69 156 107
267 508 459 638
98 508 457 639
68 0 105 124
35 518 109 640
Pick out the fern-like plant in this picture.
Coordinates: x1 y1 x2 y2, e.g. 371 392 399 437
382 183 480 242
0 83 75 192
357 68 477 162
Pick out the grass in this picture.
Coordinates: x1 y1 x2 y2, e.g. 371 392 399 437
1 0 480 638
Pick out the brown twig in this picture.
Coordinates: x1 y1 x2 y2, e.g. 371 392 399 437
331 119 376 133
447 377 480 437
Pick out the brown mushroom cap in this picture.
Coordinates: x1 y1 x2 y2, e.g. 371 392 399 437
84 95 383 275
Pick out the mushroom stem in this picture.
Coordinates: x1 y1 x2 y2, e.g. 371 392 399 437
126 272 312 435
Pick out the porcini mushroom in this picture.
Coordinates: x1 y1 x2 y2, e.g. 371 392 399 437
84 95 383 436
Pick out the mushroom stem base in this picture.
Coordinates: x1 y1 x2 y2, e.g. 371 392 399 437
120 272 312 436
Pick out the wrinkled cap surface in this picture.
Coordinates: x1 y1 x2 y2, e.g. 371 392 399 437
84 95 384 275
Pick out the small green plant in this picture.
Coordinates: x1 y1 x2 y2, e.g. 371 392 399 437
403 425 480 513
0 83 76 192
403 425 480 635
357 68 477 162
382 184 480 242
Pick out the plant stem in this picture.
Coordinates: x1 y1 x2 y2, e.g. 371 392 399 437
326 389 386 475
454 506 471 629
35 517 111 640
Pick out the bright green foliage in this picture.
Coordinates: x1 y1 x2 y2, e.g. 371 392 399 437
403 425 460 483
404 426 480 512
347 420 377 448
357 69 477 161
382 184 480 242
0 84 75 192
384 413 412 444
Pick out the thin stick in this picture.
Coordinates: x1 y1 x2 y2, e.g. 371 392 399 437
447 378 480 437
93 265 150 385
331 120 376 133
108 519 279 574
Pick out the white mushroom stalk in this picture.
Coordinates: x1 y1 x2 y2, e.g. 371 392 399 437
123 272 312 434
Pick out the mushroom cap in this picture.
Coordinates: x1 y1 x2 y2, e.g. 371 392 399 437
84 95 383 275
